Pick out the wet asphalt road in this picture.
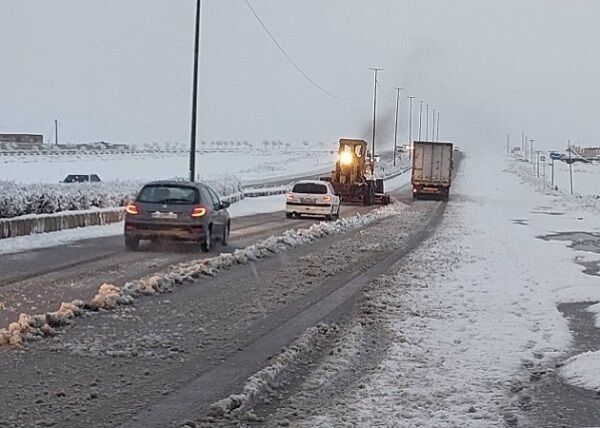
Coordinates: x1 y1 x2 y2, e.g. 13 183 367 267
0 180 437 428
0 184 415 328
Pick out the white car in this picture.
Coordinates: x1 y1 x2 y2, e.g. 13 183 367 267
286 180 341 220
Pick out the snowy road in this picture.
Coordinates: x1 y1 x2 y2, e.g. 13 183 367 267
217 150 600 428
0 203 389 329
0 164 440 428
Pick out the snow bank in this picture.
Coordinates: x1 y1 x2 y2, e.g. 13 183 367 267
210 324 334 420
560 350 600 391
0 202 405 348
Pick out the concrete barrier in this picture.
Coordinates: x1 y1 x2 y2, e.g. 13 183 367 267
0 208 124 239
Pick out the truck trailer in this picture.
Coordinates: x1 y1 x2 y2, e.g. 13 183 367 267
411 141 453 200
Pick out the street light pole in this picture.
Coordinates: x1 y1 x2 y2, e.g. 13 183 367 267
425 104 430 142
542 154 546 185
436 112 440 142
408 96 415 159
393 87 403 167
369 67 383 174
418 101 423 141
189 0 202 182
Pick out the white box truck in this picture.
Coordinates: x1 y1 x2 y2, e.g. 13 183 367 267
411 141 454 200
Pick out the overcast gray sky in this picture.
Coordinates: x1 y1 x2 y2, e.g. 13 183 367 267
1 0 599 151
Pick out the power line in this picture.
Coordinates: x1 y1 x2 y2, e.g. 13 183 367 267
375 80 396 102
243 0 353 100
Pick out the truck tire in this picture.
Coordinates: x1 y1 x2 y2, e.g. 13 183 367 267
375 179 384 194
364 180 375 205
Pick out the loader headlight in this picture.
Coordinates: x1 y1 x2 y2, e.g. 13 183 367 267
340 151 354 165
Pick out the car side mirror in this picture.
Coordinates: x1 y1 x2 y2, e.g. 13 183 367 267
220 201 230 209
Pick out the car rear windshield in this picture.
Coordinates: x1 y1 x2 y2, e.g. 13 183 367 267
64 175 89 183
137 185 199 204
292 183 328 194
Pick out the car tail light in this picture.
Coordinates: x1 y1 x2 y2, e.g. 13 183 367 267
323 195 332 202
125 203 139 215
287 193 295 200
191 206 207 217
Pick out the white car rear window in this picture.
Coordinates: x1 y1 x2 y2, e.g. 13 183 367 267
292 183 328 194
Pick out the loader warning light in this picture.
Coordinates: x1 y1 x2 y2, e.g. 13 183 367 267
339 151 354 165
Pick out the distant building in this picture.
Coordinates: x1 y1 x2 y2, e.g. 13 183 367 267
0 133 43 150
571 146 600 158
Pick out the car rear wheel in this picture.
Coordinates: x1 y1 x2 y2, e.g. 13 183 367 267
222 223 230 246
201 227 212 252
125 236 139 251
334 206 340 220
286 212 293 219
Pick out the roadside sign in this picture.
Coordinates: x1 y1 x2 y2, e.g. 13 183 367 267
540 155 545 161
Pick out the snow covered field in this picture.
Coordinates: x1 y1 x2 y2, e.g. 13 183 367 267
0 150 336 184
272 150 600 426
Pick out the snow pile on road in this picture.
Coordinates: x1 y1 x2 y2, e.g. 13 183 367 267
115 202 404 299
0 202 405 348
0 300 86 347
0 175 242 219
210 323 334 421
559 350 600 391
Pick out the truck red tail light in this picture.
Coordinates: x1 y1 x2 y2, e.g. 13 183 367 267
322 195 332 202
287 193 295 200
191 206 207 217
125 203 139 215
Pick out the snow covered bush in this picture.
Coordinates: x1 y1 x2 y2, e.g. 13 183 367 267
0 175 242 219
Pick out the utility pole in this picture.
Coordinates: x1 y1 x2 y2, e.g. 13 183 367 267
436 112 440 142
189 0 202 182
425 104 430 142
408 96 415 159
568 139 574 195
54 119 58 146
529 139 535 172
393 87 403 166
542 154 546 185
551 157 555 189
369 67 383 174
506 133 510 154
418 100 423 141
535 150 540 178
431 108 436 142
